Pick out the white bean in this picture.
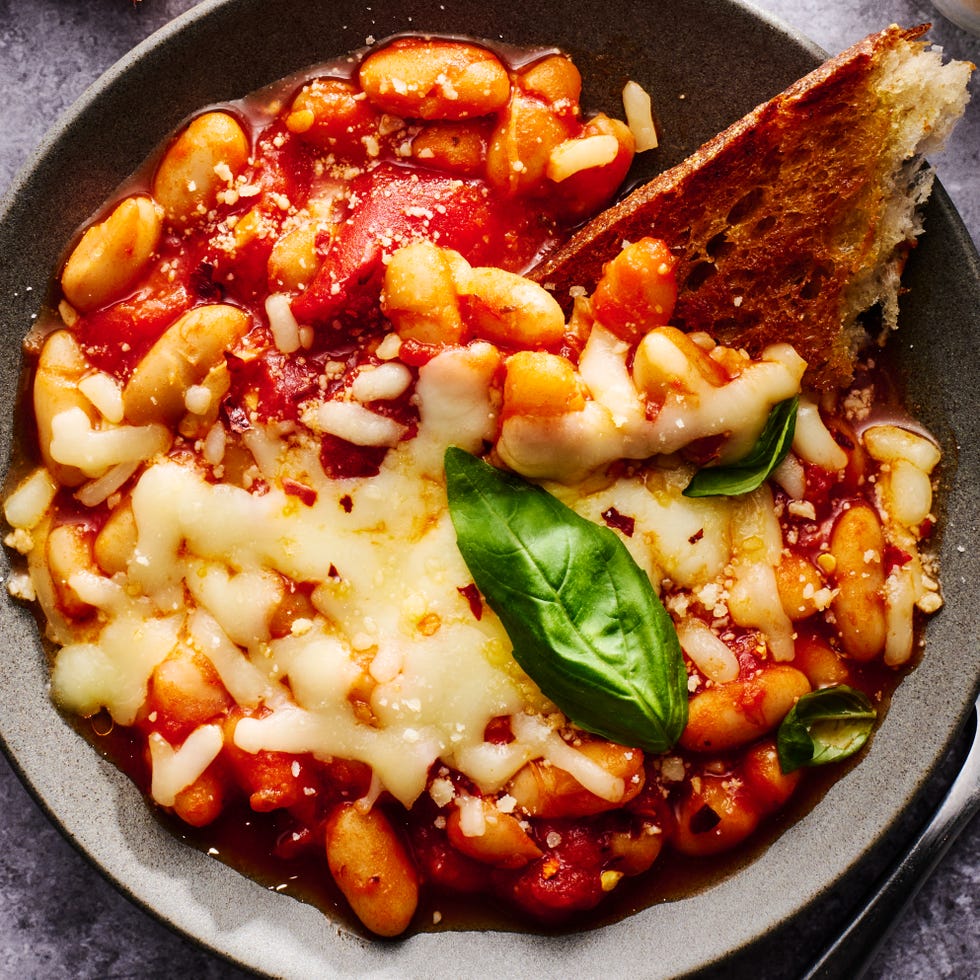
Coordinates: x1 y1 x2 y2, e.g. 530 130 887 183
61 196 163 312
880 459 933 529
863 423 940 473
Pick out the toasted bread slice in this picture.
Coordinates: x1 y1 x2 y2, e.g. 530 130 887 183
531 24 973 388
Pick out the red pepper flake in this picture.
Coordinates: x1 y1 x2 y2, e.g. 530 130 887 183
328 564 342 580
398 338 442 367
339 494 353 514
688 528 705 545
884 542 913 574
282 478 317 506
457 583 483 620
601 507 635 538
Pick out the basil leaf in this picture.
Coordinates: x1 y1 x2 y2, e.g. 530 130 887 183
683 395 799 497
444 447 687 754
777 685 877 773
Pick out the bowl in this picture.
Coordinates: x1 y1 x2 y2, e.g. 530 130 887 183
1 1 978 976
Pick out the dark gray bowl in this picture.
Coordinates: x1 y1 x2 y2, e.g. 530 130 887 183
1 1 978 977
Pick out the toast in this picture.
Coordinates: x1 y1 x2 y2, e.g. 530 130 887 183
531 24 973 388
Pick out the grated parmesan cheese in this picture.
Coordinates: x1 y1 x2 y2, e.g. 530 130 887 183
622 80 659 151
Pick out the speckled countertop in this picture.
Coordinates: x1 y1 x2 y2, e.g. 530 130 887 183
0 1 977 977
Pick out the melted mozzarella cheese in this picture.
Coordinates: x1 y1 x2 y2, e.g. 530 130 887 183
499 325 806 484
149 724 224 807
47 337 806 807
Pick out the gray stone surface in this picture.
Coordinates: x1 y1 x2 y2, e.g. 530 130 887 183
0 0 977 977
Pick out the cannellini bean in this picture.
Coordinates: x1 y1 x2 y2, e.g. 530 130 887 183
123 304 251 425
680 665 811 752
229 207 271 255
518 54 582 107
23 515 75 645
411 121 487 175
884 563 917 666
3 467 58 531
152 112 249 226
742 740 802 813
502 351 585 418
268 193 336 291
172 765 227 828
147 642 232 736
324 803 419 937
446 796 543 869
792 396 848 471
547 113 635 219
606 824 663 876
676 618 739 684
33 330 98 487
285 77 379 150
486 92 572 196
359 39 510 120
829 503 887 661
775 552 828 621
791 633 851 688
879 459 933 529
268 219 322 290
458 267 566 348
672 773 761 857
46 522 98 619
863 423 941 473
61 196 163 313
506 740 645 818
592 239 678 345
633 326 727 398
93 500 138 576
381 241 465 344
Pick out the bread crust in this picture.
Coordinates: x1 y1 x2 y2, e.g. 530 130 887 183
530 25 964 388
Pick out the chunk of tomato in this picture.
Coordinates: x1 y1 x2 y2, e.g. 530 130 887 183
291 163 549 328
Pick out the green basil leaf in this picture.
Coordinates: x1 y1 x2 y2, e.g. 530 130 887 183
777 685 877 773
444 447 687 754
683 395 800 497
